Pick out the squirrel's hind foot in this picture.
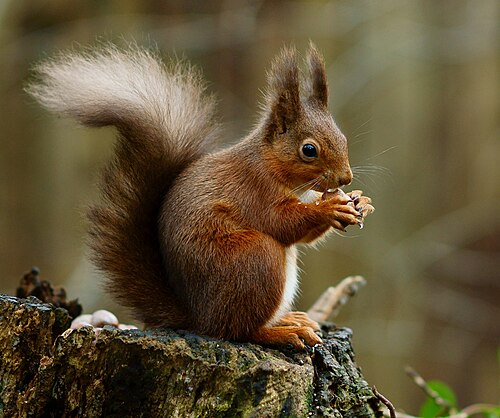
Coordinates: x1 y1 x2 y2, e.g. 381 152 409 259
251 324 322 351
275 311 321 331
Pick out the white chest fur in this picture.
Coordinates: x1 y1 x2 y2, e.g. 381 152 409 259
268 246 299 325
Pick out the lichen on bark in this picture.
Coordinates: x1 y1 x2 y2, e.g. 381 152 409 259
0 294 381 417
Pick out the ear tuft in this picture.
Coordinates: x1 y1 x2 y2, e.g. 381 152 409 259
306 41 328 108
265 46 301 135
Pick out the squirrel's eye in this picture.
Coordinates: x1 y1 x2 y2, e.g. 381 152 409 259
300 143 318 161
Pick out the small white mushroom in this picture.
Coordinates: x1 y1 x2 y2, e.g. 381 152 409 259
91 310 119 327
71 321 93 330
70 314 93 329
118 324 138 330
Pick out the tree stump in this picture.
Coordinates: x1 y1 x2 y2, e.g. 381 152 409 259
0 294 381 417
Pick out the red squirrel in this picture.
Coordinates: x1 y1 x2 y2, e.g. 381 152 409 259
27 43 374 350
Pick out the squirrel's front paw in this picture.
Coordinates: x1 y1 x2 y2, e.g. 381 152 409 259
320 189 362 231
347 190 375 227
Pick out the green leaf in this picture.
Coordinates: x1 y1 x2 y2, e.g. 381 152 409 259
419 380 457 418
420 399 442 418
482 406 500 418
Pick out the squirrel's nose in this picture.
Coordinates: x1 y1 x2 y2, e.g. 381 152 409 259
337 169 353 187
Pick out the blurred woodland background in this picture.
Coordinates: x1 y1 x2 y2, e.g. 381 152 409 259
0 0 498 413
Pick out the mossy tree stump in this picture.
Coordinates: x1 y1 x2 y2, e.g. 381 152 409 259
0 294 381 417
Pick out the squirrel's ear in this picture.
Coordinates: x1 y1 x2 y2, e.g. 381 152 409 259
265 47 301 136
306 42 328 108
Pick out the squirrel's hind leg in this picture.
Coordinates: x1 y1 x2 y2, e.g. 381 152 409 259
275 311 320 331
251 325 322 351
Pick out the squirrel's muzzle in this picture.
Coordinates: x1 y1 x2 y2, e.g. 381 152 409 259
337 169 353 187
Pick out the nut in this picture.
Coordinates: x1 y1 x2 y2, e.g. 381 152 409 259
91 310 119 327
322 188 350 201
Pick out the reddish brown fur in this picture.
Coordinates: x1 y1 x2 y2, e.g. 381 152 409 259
29 44 374 350
159 46 363 346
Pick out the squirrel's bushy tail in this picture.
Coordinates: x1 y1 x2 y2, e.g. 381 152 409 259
27 44 220 326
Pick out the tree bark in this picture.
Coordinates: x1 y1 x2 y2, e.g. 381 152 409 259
0 294 381 417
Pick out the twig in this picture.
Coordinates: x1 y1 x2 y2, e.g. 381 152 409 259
455 403 500 417
307 276 366 322
404 366 456 414
391 403 500 418
393 367 499 418
373 386 396 418
383 367 499 418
